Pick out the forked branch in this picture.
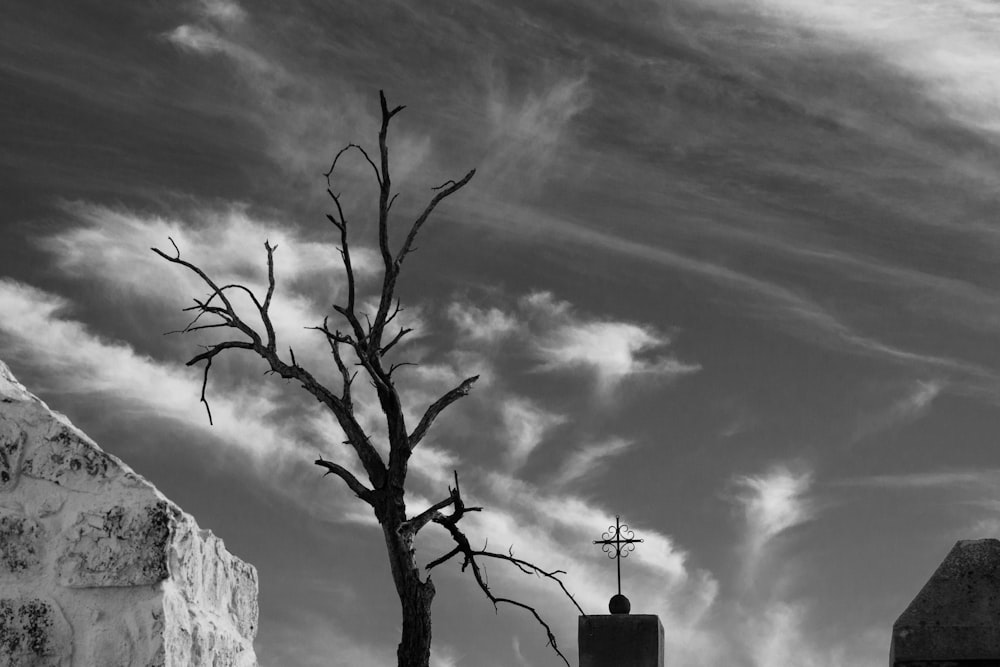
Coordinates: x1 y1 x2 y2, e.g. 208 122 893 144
152 240 388 489
422 472 582 667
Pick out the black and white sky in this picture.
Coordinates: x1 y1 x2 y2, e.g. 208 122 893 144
4 1 1000 665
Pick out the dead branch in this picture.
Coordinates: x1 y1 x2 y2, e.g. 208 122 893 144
380 327 413 356
396 169 476 268
422 471 581 667
408 376 479 450
152 240 388 489
325 143 380 187
315 457 375 505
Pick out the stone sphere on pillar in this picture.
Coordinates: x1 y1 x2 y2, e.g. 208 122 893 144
608 593 631 614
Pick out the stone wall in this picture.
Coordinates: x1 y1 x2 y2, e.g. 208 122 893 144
0 360 258 666
891 539 1000 665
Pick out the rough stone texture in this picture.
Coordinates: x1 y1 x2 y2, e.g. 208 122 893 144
0 428 26 492
891 539 1000 665
0 510 45 576
0 360 258 666
21 426 122 492
579 613 665 667
0 597 72 667
57 502 174 588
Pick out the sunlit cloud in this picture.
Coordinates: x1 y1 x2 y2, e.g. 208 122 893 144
44 201 378 299
429 471 719 658
739 0 1000 133
166 25 274 75
0 275 477 537
197 0 247 25
39 201 382 373
522 291 700 393
447 301 519 344
445 291 700 397
0 279 297 463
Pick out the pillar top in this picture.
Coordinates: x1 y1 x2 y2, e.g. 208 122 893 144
892 539 1000 663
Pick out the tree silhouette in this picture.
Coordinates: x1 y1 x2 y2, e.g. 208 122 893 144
153 91 582 667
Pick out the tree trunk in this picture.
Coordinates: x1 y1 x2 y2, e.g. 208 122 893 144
396 573 434 667
380 501 436 667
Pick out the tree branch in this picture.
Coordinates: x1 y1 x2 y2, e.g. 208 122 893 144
325 143 381 187
380 327 413 356
153 240 388 489
423 471 580 667
409 375 479 450
396 168 476 268
401 494 458 538
315 457 375 504
309 318 356 408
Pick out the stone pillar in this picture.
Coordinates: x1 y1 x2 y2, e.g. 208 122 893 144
579 595 664 667
890 539 1000 666
0 360 259 666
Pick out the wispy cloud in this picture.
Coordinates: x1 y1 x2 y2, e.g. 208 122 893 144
39 201 382 369
447 301 519 344
46 202 366 282
739 600 882 667
443 471 719 655
743 0 1000 133
197 0 247 26
460 199 1000 403
552 437 633 486
483 72 591 193
522 291 700 394
852 379 944 444
166 24 275 75
500 397 566 471
262 608 394 667
0 274 475 537
835 469 1000 490
445 291 700 396
733 464 815 583
0 279 298 462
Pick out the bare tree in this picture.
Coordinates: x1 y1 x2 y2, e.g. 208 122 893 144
153 91 583 667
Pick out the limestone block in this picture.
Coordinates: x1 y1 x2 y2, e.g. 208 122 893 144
85 598 169 666
57 501 174 588
22 427 121 491
0 359 259 666
89 621 136 667
0 510 44 577
0 364 34 403
0 423 26 492
0 597 72 667
161 589 256 667
170 516 259 640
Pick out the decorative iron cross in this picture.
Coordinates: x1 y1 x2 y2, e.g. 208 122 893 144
594 515 643 596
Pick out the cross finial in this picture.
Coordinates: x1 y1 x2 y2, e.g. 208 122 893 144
593 515 643 614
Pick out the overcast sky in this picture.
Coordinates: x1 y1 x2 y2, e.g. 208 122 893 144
5 1 1000 665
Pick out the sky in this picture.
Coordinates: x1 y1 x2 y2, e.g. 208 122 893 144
3 0 1000 665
